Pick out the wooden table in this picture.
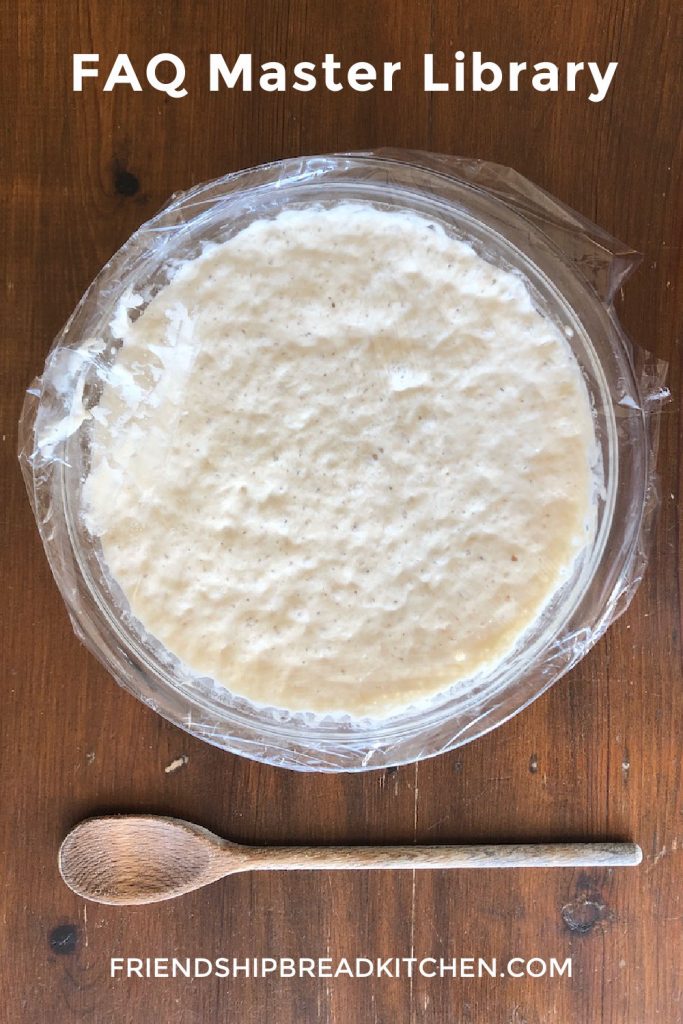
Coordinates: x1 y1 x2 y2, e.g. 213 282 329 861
2 2 680 1021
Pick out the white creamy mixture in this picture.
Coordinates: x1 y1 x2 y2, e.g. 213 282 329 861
84 204 596 716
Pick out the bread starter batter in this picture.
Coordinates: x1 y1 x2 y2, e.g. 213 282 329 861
84 204 596 716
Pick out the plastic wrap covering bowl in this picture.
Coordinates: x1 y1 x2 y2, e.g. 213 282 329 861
18 150 667 771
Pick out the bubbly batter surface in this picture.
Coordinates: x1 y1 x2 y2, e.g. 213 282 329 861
84 204 596 716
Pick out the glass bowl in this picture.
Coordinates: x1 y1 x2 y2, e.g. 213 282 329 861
19 151 656 771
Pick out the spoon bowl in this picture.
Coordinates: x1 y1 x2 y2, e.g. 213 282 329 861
59 816 247 905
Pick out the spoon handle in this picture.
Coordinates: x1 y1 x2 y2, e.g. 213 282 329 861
242 842 642 872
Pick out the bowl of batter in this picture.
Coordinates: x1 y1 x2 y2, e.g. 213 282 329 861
20 151 656 770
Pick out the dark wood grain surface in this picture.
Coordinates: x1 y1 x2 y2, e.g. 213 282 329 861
2 1 681 1021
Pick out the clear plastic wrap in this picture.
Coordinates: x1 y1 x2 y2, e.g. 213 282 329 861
18 150 668 772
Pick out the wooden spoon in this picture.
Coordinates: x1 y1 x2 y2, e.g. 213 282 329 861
59 815 642 906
